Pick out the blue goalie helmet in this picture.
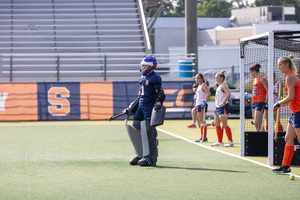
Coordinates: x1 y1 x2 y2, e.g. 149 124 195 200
140 56 157 76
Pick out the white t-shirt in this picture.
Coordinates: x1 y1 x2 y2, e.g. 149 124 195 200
215 82 228 108
196 83 207 105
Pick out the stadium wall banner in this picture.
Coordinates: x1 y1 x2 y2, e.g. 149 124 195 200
0 83 38 121
0 81 193 121
112 81 194 119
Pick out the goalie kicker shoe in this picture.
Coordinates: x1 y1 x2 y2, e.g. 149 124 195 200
129 155 141 165
138 156 156 167
272 166 291 173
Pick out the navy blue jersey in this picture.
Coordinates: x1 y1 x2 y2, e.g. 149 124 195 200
139 71 162 106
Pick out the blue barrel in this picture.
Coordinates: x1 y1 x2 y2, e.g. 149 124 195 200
178 58 193 77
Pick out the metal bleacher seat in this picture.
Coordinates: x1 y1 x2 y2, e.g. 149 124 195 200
0 0 149 82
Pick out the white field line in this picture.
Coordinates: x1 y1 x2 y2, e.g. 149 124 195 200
157 128 300 179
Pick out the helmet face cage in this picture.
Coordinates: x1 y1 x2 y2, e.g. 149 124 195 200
140 56 157 76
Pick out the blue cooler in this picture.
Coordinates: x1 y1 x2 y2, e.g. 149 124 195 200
178 58 193 77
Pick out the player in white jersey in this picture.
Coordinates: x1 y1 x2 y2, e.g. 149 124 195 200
193 74 210 142
187 83 199 128
212 70 234 147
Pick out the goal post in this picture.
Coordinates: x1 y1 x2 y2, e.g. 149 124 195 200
239 30 300 166
240 32 272 158
267 31 275 166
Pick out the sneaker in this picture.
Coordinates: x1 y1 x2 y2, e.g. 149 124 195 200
129 155 141 165
211 142 224 147
187 123 197 128
202 138 208 143
195 138 207 142
138 157 156 167
225 141 234 147
195 138 201 142
272 166 291 173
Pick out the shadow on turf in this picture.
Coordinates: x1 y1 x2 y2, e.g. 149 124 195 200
155 165 247 173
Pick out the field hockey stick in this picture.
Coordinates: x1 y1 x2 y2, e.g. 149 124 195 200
109 97 139 121
201 107 206 143
109 112 127 121
274 83 281 139
274 107 280 139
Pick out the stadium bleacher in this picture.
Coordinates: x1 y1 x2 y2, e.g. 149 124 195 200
0 0 151 82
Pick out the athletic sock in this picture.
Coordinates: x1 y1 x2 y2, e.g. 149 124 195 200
200 125 207 139
200 125 203 138
225 126 233 142
282 145 294 167
216 126 223 143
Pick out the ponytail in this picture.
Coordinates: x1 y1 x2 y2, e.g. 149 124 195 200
288 55 297 74
279 55 297 74
250 63 261 72
216 70 226 81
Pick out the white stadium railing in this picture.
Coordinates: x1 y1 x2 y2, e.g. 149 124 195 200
0 53 197 82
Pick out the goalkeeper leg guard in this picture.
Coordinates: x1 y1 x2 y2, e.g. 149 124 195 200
138 120 158 166
125 120 143 165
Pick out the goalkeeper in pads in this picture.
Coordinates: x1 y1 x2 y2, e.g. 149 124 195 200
125 56 165 167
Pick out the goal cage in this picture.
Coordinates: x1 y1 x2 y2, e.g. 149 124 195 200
240 31 300 166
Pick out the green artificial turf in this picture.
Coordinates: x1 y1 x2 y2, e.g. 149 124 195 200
0 121 299 200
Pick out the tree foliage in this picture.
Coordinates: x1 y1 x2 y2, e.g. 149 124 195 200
197 0 233 18
148 0 184 17
232 0 252 9
255 0 281 6
159 0 232 18
160 2 175 17
158 0 299 23
172 0 185 17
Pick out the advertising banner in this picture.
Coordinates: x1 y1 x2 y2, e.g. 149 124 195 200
0 81 194 121
112 81 194 119
37 82 81 120
80 82 113 120
0 83 38 121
